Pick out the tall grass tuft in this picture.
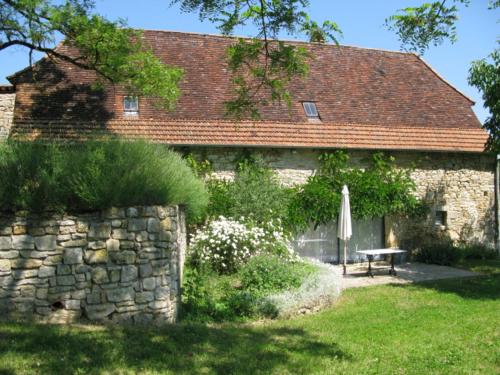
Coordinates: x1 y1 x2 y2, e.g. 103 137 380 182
0 139 208 217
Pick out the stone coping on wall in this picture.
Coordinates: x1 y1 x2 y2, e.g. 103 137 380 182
0 205 186 325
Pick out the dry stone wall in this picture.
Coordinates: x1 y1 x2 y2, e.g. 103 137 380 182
186 147 496 246
0 205 186 324
0 92 15 139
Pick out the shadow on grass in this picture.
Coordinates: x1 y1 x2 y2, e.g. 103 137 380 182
390 273 500 301
0 321 351 374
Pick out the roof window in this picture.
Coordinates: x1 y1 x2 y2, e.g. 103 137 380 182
302 101 319 119
123 96 139 115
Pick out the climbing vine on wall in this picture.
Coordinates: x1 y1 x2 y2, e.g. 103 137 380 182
288 151 425 231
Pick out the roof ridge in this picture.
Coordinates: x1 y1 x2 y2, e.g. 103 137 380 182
143 28 415 56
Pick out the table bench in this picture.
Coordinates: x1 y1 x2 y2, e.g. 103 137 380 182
356 249 407 277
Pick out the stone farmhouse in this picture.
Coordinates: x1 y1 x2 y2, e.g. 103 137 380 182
0 30 496 260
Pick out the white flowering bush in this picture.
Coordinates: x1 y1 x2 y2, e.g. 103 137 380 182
189 216 294 274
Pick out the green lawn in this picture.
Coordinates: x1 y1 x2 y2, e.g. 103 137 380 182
0 261 499 375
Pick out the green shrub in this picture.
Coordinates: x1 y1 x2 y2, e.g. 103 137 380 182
239 254 317 296
0 139 208 217
460 243 499 260
414 239 461 266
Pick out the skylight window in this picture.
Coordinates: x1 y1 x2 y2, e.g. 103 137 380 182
302 101 319 119
123 96 139 115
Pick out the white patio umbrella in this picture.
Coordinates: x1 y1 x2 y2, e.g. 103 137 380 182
338 185 352 275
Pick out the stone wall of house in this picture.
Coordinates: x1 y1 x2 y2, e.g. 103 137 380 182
0 205 186 324
186 147 496 247
0 92 15 140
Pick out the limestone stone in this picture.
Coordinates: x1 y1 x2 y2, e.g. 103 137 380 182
12 235 35 250
110 251 136 264
88 241 106 250
0 236 12 250
12 269 39 279
127 207 139 217
61 239 87 248
128 219 147 232
84 249 108 264
112 229 128 240
149 300 168 310
64 248 83 264
155 286 170 300
38 266 56 278
160 218 172 231
20 250 49 259
111 220 122 228
57 275 76 286
135 291 154 303
109 268 121 283
76 222 89 233
142 277 156 291
36 288 48 299
106 239 120 251
139 263 153 278
13 225 27 235
0 259 10 273
65 300 81 310
43 255 63 265
121 265 138 282
57 264 72 275
89 223 111 239
0 250 18 259
92 267 109 284
59 225 76 235
106 287 135 302
85 303 115 320
103 207 125 219
147 218 161 233
34 235 57 251
10 259 42 269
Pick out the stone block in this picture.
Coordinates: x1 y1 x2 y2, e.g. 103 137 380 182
38 266 56 278
57 275 76 286
103 207 125 219
87 291 102 305
106 239 120 251
142 277 156 291
36 288 48 299
0 225 12 235
85 303 115 320
106 287 135 302
111 220 122 228
149 300 169 310
57 264 72 275
139 263 153 278
20 285 36 297
71 289 86 299
84 249 108 264
57 234 72 242
128 219 147 232
109 268 121 283
29 227 46 236
43 254 63 265
121 265 138 282
160 218 172 231
147 218 161 233
64 299 81 310
0 236 12 250
20 250 50 259
91 267 109 284
0 259 10 273
12 235 35 250
10 259 42 269
34 235 57 251
13 225 27 235
88 241 106 250
61 239 87 248
59 219 76 226
76 222 89 233
155 286 170 300
89 223 111 239
59 225 77 235
135 291 154 303
110 251 136 265
46 309 81 324
127 207 139 217
64 248 83 264
0 250 19 259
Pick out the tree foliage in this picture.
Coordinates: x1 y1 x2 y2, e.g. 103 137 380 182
0 0 183 109
174 0 341 119
469 47 500 152
385 0 470 55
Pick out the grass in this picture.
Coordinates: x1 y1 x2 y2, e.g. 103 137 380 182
0 261 499 374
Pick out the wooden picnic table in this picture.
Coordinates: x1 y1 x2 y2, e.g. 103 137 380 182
356 249 407 277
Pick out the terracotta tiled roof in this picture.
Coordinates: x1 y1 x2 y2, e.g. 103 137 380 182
11 119 488 153
7 30 488 152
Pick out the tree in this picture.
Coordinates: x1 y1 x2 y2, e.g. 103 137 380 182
0 0 182 109
469 48 500 152
386 0 499 151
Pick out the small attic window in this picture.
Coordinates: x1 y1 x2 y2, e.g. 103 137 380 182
123 96 139 115
302 102 319 119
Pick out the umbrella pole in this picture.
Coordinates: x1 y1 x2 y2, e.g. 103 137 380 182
343 241 347 275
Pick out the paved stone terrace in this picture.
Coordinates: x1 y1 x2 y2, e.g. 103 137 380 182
339 262 480 289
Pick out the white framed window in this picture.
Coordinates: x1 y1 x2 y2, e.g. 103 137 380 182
123 96 139 115
302 101 320 119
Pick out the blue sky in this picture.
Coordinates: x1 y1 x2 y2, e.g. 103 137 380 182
0 0 498 123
